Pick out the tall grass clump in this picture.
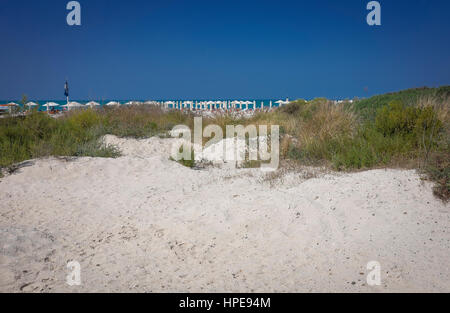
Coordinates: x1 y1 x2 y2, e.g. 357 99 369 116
294 100 356 162
254 99 356 165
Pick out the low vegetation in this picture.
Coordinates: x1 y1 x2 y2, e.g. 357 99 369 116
246 89 449 201
1 87 449 200
0 106 191 172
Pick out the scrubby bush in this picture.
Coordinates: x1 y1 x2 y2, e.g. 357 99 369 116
375 100 442 139
374 100 443 158
375 100 418 136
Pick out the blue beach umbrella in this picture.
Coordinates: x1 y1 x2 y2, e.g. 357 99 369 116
64 81 69 98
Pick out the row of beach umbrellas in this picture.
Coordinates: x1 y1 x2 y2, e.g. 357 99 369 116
165 100 287 105
1 99 290 111
2 101 122 109
164 100 289 106
162 99 290 110
1 101 97 108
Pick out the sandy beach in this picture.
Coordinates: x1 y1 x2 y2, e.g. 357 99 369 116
0 135 449 293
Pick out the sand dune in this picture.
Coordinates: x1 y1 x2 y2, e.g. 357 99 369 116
0 135 449 292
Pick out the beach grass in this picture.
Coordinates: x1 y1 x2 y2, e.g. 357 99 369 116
0 106 192 170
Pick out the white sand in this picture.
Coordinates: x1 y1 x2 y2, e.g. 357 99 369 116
0 135 449 292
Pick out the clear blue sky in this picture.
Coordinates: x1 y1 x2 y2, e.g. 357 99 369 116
1 0 449 100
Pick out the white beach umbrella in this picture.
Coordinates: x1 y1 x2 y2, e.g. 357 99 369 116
25 102 39 107
231 100 241 109
43 102 60 109
85 101 100 107
64 102 84 111
106 101 120 107
276 99 290 105
60 103 80 109
4 102 19 112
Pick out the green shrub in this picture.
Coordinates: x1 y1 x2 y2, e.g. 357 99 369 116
375 100 442 149
375 100 418 136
